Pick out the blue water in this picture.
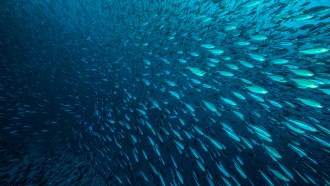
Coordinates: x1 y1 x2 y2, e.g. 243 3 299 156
0 0 329 185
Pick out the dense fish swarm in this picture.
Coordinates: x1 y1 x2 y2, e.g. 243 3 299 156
0 0 330 185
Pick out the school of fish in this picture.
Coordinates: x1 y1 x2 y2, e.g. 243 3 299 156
0 0 329 185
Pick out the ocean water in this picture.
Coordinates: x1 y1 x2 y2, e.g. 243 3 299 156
0 0 329 185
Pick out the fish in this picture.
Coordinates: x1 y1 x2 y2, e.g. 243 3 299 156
296 98 323 108
246 86 268 94
299 47 329 54
263 144 282 160
269 168 290 182
286 118 318 132
187 67 206 77
250 34 268 41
